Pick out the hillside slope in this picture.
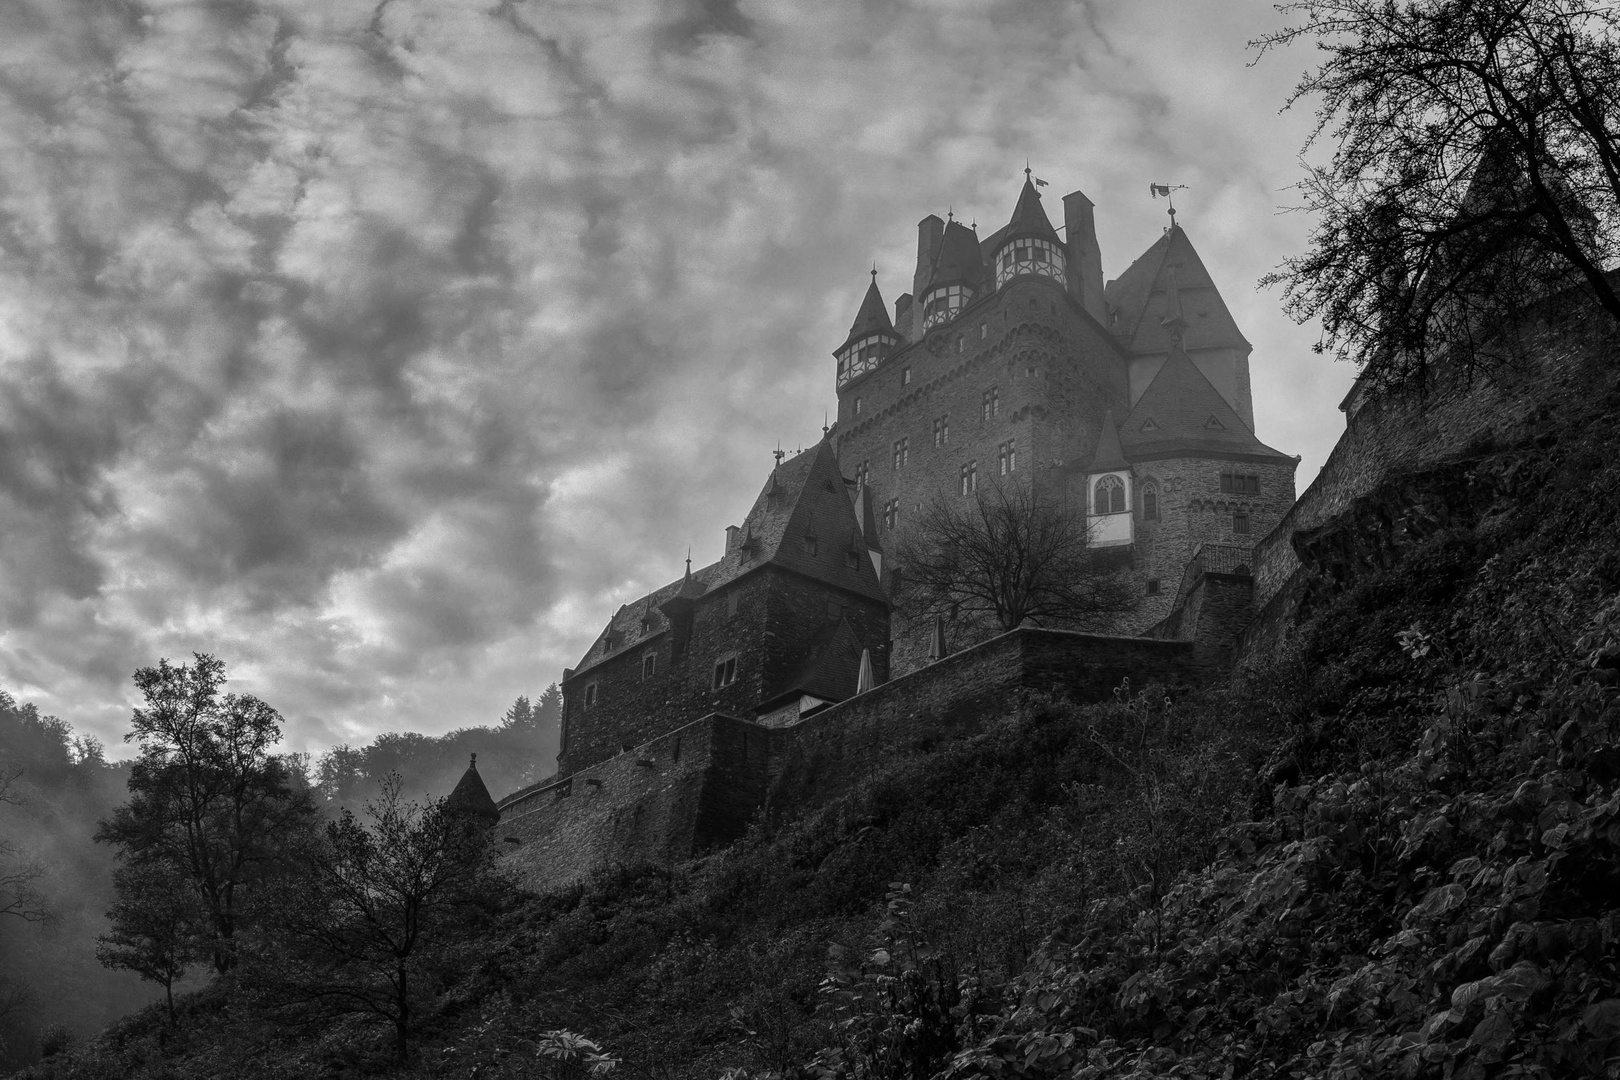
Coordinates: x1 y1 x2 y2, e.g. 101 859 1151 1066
15 342 1620 1079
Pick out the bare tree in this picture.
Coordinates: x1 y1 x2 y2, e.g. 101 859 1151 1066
892 483 1137 635
1254 0 1620 389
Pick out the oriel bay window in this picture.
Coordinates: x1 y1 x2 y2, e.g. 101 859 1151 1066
1094 474 1126 514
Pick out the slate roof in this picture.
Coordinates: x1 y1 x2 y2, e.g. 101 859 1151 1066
1086 409 1129 473
570 438 886 676
923 220 987 293
1104 225 1249 355
1120 342 1293 463
761 615 863 708
445 756 500 823
838 277 897 352
1000 178 1062 246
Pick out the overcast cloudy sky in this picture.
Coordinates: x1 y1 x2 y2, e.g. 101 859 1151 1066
0 0 1351 764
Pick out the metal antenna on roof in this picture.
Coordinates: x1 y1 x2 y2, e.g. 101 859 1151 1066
1149 182 1188 230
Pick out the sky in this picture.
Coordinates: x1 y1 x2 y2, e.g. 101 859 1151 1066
0 0 1355 767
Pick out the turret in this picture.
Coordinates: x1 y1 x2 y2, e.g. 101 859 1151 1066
917 219 985 333
835 271 900 389
445 753 500 834
992 174 1067 288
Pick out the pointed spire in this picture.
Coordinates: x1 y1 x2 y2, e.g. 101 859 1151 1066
1088 409 1129 473
839 273 896 352
1001 173 1062 246
445 755 499 824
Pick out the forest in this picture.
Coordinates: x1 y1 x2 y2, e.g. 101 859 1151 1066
0 680 558 1072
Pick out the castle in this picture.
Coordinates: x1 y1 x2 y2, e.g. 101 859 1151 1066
496 171 1302 889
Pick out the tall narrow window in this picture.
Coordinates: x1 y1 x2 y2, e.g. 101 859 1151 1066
1094 474 1126 514
1232 511 1251 534
584 683 599 708
933 415 950 447
854 397 862 416
998 439 1017 476
883 498 899 529
982 387 1000 422
893 437 908 469
960 461 978 496
901 367 912 386
1142 482 1159 520
712 656 738 689
854 460 870 487
642 653 657 680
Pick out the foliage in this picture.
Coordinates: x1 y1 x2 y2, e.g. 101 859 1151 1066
95 861 206 1023
96 654 316 975
1255 0 1620 388
892 483 1136 634
254 773 518 1063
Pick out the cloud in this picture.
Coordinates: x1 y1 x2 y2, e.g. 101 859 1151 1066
0 0 1349 776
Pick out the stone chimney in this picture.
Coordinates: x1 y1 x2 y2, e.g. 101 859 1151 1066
1063 190 1108 325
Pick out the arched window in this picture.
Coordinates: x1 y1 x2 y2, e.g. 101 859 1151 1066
1094 474 1126 515
1142 482 1159 520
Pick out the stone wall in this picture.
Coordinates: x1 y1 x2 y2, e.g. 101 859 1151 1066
499 712 767 894
767 627 1203 809
501 626 1207 893
1249 314 1601 610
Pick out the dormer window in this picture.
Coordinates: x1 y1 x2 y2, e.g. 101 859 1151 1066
922 285 972 329
837 335 891 387
995 237 1064 286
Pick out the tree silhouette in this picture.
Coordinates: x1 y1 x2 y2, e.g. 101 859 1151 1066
1255 0 1620 388
97 654 315 973
892 484 1136 635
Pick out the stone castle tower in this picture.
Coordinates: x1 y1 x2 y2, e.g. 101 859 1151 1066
830 173 1299 672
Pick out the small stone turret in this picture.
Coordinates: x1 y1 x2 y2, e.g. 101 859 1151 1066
445 754 500 827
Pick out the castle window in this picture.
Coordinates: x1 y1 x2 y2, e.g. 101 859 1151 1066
638 617 651 637
1142 483 1159 520
933 414 950 447
980 324 988 340
892 437 908 469
960 461 978 496
998 439 1017 476
642 653 657 680
922 284 972 329
902 366 911 386
1232 511 1251 534
1146 579 1161 596
672 736 681 762
837 334 890 387
854 459 870 487
1094 474 1126 515
712 655 738 690
844 550 860 569
995 237 1065 286
854 397 862 416
982 387 999 422
883 498 900 529
1220 471 1260 494
727 590 741 618
583 683 598 708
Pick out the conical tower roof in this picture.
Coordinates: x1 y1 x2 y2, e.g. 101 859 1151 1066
924 219 986 293
837 275 897 354
1087 409 1129 473
1000 177 1061 246
445 754 499 824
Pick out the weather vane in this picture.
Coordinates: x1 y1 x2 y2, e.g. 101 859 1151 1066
1149 183 1189 226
